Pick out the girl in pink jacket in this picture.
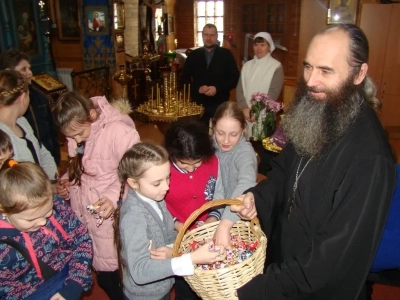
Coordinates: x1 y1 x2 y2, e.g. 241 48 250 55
53 91 140 299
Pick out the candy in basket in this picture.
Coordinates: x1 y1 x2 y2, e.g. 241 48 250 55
172 199 267 300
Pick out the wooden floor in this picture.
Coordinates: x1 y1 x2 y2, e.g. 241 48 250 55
58 122 400 300
80 276 400 300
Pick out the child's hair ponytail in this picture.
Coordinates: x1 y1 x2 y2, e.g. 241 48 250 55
113 181 126 282
52 91 98 186
113 142 169 279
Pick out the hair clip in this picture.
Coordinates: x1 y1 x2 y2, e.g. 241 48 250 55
7 159 18 167
75 143 85 155
117 200 122 207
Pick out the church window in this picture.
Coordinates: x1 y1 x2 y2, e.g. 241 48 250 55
194 1 224 46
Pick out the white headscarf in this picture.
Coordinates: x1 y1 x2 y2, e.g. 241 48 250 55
254 32 275 53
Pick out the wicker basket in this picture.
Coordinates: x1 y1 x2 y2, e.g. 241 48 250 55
172 199 267 300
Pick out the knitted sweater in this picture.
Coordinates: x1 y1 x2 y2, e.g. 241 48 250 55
0 117 57 180
214 136 258 221
120 190 177 300
0 195 93 300
165 155 225 225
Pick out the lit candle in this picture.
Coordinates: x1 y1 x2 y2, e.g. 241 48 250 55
156 84 159 107
151 87 154 109
183 84 186 104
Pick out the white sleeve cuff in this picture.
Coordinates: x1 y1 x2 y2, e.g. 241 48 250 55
171 253 195 276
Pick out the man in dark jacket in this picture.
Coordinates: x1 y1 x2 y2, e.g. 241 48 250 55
180 24 239 126
231 24 396 300
0 49 61 165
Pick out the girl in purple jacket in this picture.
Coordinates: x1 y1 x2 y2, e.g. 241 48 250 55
53 91 140 299
0 161 93 300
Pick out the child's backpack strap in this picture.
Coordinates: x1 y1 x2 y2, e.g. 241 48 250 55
0 237 57 280
0 220 57 280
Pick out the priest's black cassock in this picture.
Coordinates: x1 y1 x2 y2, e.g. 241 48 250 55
238 102 396 300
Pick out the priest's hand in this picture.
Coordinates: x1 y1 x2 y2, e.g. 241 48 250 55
231 193 257 220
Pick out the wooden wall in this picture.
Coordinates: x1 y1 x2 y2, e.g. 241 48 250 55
47 0 83 72
174 0 301 77
165 0 177 51
174 0 195 50
47 0 381 77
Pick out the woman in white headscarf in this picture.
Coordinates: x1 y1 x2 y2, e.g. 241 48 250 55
236 32 284 140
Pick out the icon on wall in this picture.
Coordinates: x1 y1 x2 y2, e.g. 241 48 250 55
55 0 80 40
85 6 109 35
327 0 359 24
168 14 174 35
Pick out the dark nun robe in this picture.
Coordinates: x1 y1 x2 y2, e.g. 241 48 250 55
238 102 396 300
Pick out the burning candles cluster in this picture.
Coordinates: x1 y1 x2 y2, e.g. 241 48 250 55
135 65 204 122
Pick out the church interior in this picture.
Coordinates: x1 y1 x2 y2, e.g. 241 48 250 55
0 0 400 298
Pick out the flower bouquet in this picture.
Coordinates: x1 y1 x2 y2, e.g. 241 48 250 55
250 92 284 141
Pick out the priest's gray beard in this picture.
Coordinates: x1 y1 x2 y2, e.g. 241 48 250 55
281 75 364 157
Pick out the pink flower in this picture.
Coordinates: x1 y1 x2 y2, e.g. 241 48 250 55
250 92 284 113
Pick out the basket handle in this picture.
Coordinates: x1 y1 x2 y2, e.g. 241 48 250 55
172 199 261 256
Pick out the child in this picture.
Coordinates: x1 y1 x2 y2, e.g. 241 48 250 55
0 70 57 181
0 129 13 169
212 101 258 245
164 119 225 231
164 119 229 300
53 91 140 299
0 161 93 300
114 143 226 300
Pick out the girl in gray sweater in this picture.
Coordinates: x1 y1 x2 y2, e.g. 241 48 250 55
114 143 226 300
212 101 258 248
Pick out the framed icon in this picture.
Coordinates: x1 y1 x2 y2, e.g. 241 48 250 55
327 0 358 24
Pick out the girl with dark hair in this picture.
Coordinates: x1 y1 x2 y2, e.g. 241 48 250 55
164 119 226 300
164 119 224 231
53 91 140 299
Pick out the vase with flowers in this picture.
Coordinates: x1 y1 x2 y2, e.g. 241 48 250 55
249 92 284 141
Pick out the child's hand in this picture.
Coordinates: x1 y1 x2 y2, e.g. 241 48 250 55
190 242 226 265
204 216 218 224
50 292 66 300
150 246 173 260
213 219 234 249
93 197 114 219
174 221 184 231
56 179 70 200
